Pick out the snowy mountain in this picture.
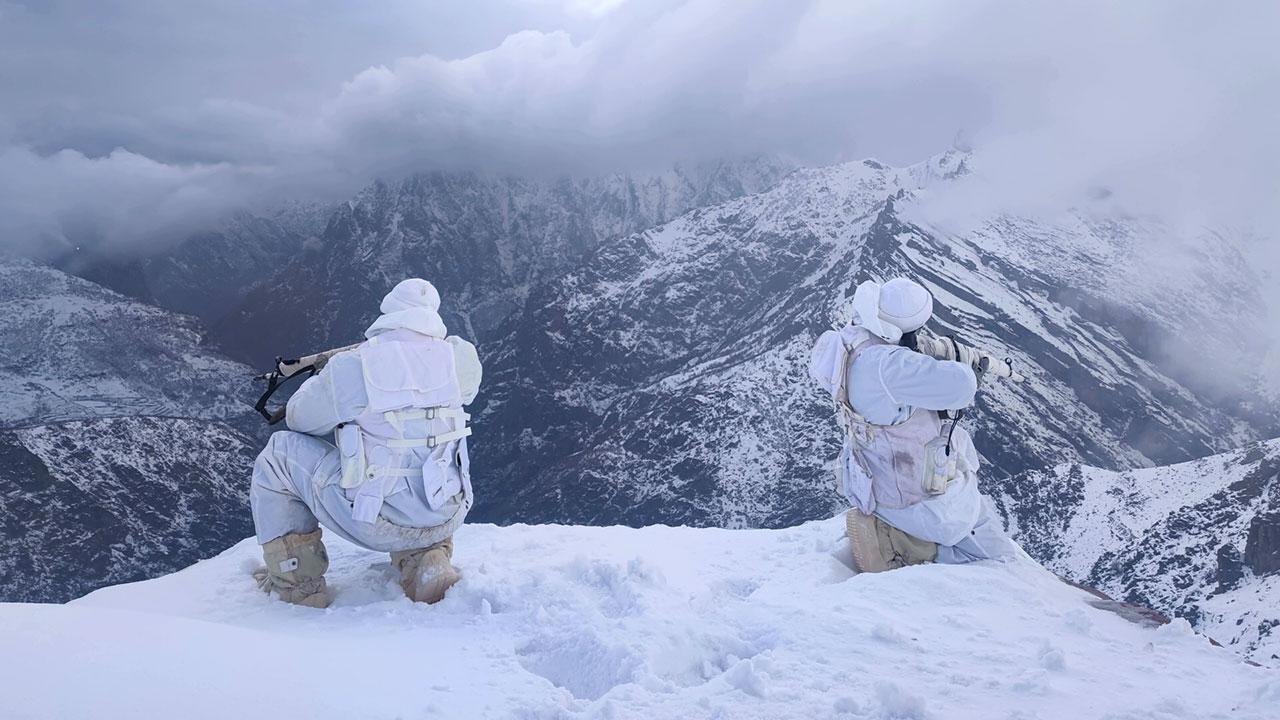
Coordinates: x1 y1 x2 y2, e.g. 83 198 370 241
0 260 262 602
63 202 331 325
1009 438 1280 663
1 516 1273 719
7 151 1274 634
0 260 256 426
0 417 258 603
212 158 794 367
471 151 1275 528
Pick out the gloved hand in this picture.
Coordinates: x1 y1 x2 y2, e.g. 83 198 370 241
948 340 985 374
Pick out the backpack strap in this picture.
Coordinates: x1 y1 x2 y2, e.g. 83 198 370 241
834 333 882 444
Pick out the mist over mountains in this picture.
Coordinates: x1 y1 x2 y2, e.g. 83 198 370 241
3 2 1277 273
9 151 1277 658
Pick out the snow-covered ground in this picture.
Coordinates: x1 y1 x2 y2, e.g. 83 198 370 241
1 517 1274 720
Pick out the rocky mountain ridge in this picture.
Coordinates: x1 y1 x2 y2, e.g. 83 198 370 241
0 260 261 602
213 158 795 367
470 151 1274 528
1010 437 1280 662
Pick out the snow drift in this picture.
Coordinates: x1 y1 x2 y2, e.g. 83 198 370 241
0 516 1274 719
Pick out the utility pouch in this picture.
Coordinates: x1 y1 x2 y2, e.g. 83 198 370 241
337 424 366 489
922 434 958 495
421 450 463 511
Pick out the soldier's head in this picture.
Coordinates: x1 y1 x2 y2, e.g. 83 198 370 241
851 277 933 342
877 277 933 334
381 278 441 314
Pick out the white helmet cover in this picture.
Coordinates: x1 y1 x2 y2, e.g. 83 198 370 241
878 277 933 333
380 278 441 314
850 277 934 342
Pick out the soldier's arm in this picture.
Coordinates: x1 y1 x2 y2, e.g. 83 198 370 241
447 337 483 406
285 350 368 435
875 346 977 411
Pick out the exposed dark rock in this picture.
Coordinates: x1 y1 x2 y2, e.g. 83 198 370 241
1245 511 1280 575
1216 543 1245 591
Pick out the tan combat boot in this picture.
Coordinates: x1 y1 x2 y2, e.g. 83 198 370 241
391 537 460 604
254 528 331 608
846 509 937 573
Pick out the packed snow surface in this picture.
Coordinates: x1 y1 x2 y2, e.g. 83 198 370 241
1 517 1274 719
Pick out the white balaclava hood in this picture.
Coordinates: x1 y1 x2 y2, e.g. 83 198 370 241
365 278 448 339
877 277 933 334
851 277 933 343
380 278 441 314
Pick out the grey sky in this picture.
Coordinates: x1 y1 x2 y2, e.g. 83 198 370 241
0 0 1276 261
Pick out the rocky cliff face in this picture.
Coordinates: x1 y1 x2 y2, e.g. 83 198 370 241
1011 438 1280 663
212 159 794 367
0 260 262 602
1246 511 1280 575
61 202 332 326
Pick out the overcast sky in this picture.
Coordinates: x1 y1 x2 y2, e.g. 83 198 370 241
1 0 1277 260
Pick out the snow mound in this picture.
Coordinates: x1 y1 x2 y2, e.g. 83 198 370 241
1 517 1273 719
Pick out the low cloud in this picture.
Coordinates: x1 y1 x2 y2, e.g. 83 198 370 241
1 0 1277 269
0 146 260 257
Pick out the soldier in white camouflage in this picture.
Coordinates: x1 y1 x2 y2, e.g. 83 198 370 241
809 277 1020 572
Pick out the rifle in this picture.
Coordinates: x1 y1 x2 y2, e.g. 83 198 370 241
830 300 1025 384
253 344 361 424
902 327 1026 383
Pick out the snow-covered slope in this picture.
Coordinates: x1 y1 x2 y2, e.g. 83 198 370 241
472 151 1274 528
0 417 257 603
0 260 261 602
0 260 254 426
1010 438 1280 663
1 517 1273 719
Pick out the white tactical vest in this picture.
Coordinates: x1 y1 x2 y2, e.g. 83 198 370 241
831 327 970 513
335 334 473 524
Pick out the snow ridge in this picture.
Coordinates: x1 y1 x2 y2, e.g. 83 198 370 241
2 517 1272 719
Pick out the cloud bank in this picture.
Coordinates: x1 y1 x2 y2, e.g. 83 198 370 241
1 0 1277 261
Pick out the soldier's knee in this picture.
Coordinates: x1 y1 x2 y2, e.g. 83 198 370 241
252 432 299 489
255 431 309 465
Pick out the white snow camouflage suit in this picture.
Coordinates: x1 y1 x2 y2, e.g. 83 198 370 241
250 281 482 554
809 324 1018 563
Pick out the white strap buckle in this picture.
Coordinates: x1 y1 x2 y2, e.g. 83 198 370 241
386 437 435 449
428 427 473 448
